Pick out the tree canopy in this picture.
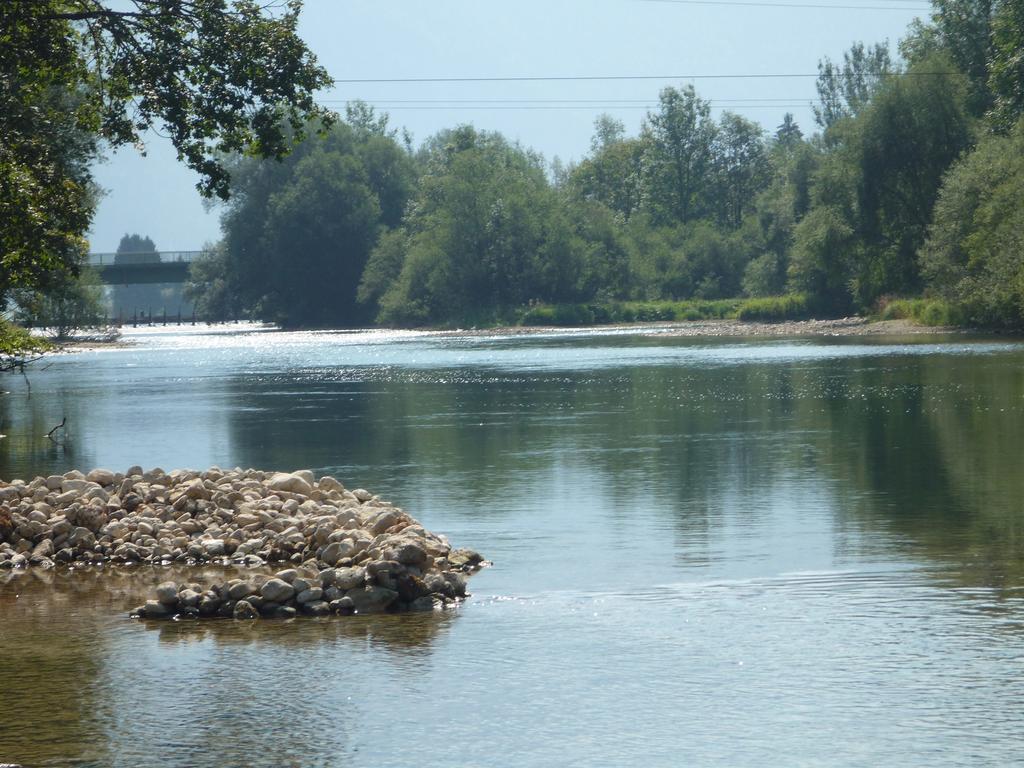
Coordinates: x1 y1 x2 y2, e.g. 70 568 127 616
1 0 330 297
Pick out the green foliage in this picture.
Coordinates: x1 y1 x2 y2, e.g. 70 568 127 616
920 120 1024 327
847 54 972 306
110 234 190 319
519 296 813 327
788 205 856 312
711 112 771 228
742 254 787 297
1 0 330 300
814 41 894 129
735 294 815 320
184 243 239 322
641 85 718 225
374 127 585 327
190 116 416 328
0 319 50 360
876 297 967 326
184 0 1023 332
568 116 645 220
793 53 973 311
989 0 1024 130
13 265 107 340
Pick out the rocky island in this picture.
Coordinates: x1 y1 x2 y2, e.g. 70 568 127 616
0 466 486 619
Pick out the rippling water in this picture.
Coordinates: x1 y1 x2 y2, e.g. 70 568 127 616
2 325 1023 767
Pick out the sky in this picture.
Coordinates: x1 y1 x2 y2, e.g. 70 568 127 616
86 0 931 253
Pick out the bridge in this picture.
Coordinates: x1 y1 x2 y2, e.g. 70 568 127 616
88 251 201 285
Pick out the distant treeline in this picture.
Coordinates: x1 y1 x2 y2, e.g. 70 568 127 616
186 0 1024 329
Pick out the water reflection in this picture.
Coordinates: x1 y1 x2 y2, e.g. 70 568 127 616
0 565 455 653
218 343 1024 591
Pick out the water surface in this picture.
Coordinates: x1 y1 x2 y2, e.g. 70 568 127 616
2 325 1023 767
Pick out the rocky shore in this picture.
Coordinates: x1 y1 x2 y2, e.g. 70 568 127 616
0 466 485 619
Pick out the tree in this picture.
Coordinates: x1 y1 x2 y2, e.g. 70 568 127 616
641 85 717 225
569 116 645 221
902 0 999 118
846 54 972 305
370 127 583 326
775 113 804 147
13 266 107 340
921 120 1024 326
1 0 331 296
115 234 159 265
814 41 893 130
110 233 191 319
743 137 820 297
191 116 416 328
710 112 770 229
989 0 1024 130
184 243 240 321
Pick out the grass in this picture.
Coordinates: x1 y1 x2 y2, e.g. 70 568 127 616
875 297 967 327
518 295 816 327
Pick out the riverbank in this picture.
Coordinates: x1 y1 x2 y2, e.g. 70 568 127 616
446 316 980 338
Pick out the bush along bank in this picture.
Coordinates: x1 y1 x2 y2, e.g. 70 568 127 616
0 466 486 619
518 295 816 327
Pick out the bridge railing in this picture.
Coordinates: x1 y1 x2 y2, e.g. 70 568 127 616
87 251 202 266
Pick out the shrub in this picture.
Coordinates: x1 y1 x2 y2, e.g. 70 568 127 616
735 294 814 321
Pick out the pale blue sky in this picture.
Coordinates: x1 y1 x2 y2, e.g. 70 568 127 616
87 0 929 253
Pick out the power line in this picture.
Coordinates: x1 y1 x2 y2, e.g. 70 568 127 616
321 98 813 104
634 0 928 9
329 71 959 84
323 104 814 111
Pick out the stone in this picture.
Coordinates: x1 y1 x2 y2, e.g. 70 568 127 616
202 539 226 556
318 475 344 492
292 470 315 486
66 527 95 549
227 581 256 601
295 587 323 604
323 586 343 602
444 572 468 597
233 600 259 620
267 473 313 496
142 600 172 619
273 605 298 619
6 465 485 622
274 568 298 584
179 479 209 501
155 581 180 605
396 573 430 603
30 539 54 561
449 548 485 570
366 510 398 534
392 541 428 567
330 596 355 615
407 595 438 612
344 585 398 614
85 468 116 486
301 600 330 617
198 595 222 616
333 566 365 591
260 578 295 603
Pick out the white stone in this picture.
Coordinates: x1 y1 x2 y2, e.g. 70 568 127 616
267 473 313 496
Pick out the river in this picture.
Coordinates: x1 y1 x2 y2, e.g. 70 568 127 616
1 324 1023 767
